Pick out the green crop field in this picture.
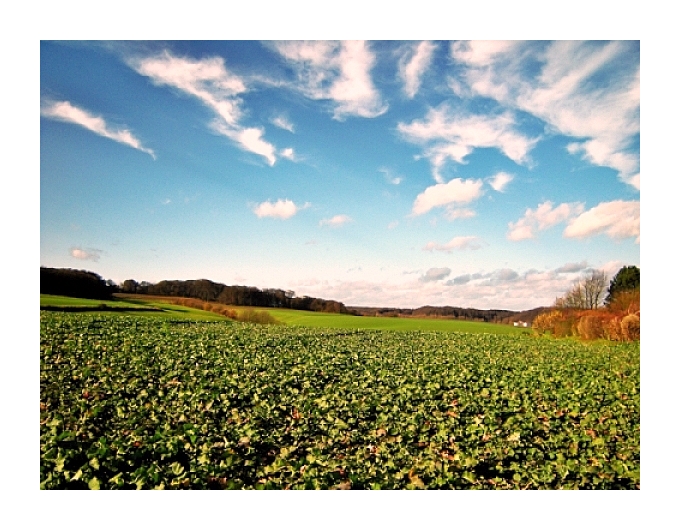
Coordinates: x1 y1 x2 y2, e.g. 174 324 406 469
40 311 639 489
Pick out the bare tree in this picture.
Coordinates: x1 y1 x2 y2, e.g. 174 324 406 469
583 270 607 309
555 270 608 309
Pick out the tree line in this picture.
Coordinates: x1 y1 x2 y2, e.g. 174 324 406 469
40 267 116 300
122 278 352 314
40 268 352 314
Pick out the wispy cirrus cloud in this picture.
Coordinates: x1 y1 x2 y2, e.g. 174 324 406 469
444 208 476 221
411 178 484 217
563 200 639 243
41 100 155 158
398 104 538 182
319 214 352 227
272 40 387 120
129 51 277 165
70 247 102 262
507 201 584 241
423 235 482 252
271 114 295 132
451 40 640 189
252 199 307 219
398 41 437 98
378 167 403 185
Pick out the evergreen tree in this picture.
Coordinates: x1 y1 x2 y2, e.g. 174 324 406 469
605 266 640 305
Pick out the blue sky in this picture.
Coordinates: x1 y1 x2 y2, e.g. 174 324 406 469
40 40 640 310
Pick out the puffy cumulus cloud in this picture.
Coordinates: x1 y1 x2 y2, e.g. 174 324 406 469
563 200 640 242
129 51 277 165
398 104 538 182
273 41 387 120
446 268 519 287
420 267 452 282
70 247 102 262
447 272 486 285
423 236 482 252
554 261 589 274
507 201 584 241
451 41 640 189
291 261 617 310
488 171 513 192
398 41 437 98
252 199 305 219
319 214 352 227
493 268 519 283
279 147 297 161
41 100 155 158
412 178 484 216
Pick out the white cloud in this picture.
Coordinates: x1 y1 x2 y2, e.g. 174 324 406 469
398 41 437 98
292 260 636 311
554 261 589 274
252 199 303 219
387 221 399 229
280 147 297 161
217 125 276 166
320 214 352 227
423 236 482 252
488 171 513 192
70 247 102 262
378 167 403 185
411 178 484 216
507 201 584 241
450 41 522 68
273 41 387 120
41 100 155 158
130 51 277 165
451 41 640 189
444 207 476 221
398 104 538 182
271 115 295 132
420 267 452 282
563 200 640 242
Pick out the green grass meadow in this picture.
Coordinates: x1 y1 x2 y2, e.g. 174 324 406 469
40 294 228 321
41 294 525 334
259 307 526 335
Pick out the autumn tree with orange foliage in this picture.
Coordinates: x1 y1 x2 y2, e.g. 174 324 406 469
534 266 639 341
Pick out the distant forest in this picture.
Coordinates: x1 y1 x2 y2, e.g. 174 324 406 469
40 267 536 322
349 305 542 324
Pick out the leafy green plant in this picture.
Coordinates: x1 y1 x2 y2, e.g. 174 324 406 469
41 312 640 489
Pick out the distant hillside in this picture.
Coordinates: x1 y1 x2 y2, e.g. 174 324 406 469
350 305 520 323
499 307 551 325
